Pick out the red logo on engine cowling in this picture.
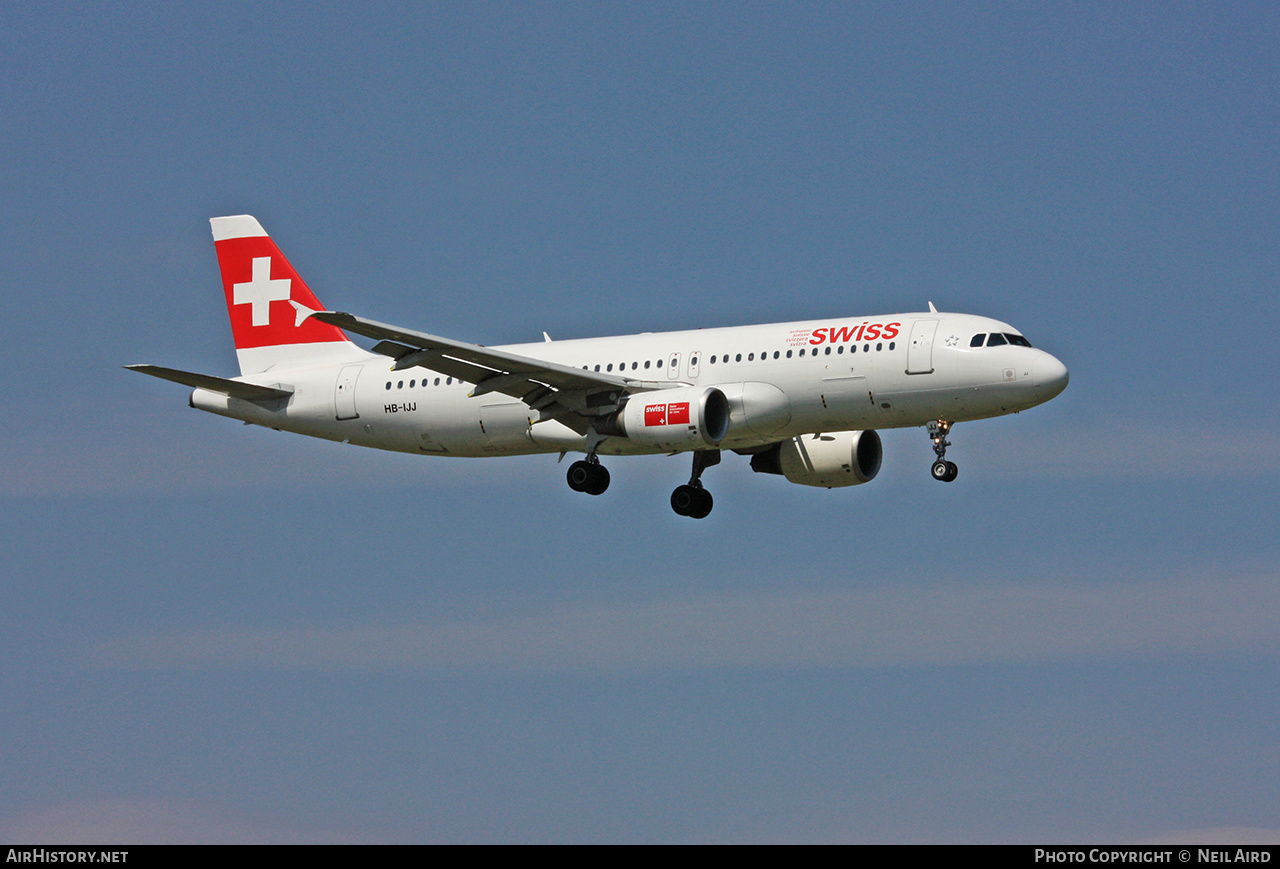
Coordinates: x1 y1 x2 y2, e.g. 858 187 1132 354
645 402 690 426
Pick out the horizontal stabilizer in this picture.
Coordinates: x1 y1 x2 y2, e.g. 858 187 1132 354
125 364 294 402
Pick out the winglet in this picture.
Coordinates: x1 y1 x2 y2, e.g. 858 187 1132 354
928 301 938 313
289 299 318 328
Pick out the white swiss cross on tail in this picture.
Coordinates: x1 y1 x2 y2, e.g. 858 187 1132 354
233 257 291 326
210 214 353 375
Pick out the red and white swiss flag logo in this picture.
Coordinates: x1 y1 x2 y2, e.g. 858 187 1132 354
211 216 348 350
644 402 690 427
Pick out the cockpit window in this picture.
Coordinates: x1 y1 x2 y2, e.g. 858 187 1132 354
973 332 1033 348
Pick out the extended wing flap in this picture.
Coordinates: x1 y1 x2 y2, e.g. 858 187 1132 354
125 364 294 403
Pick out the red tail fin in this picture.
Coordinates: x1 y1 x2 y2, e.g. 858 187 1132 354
211 215 357 374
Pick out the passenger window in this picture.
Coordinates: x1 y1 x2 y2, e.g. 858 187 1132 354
786 350 792 358
385 382 391 390
397 381 403 389
735 354 742 362
837 345 844 354
748 353 754 361
876 342 882 351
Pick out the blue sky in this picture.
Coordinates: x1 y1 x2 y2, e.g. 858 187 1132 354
2 2 1277 843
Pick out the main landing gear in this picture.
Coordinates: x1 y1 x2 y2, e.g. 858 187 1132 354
564 440 719 518
927 420 959 482
566 457 610 496
566 427 610 495
671 450 719 519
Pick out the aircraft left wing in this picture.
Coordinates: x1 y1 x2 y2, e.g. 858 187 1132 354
310 310 663 424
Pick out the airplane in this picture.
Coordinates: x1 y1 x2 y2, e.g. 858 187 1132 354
128 215 1069 518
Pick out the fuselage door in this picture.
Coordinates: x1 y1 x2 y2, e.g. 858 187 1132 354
667 352 681 380
687 351 701 380
335 364 362 419
906 319 938 375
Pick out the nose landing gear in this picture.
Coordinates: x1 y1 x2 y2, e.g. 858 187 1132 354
927 420 958 482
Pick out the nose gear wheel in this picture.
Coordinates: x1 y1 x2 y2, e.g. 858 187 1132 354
927 421 958 483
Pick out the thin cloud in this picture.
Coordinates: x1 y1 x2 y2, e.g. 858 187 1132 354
90 564 1280 675
1130 828 1280 846
0 799 368 845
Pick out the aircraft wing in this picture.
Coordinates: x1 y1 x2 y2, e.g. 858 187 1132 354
125 364 294 403
311 310 661 423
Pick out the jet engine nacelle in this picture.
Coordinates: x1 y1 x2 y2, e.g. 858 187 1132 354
750 430 882 488
618 386 731 450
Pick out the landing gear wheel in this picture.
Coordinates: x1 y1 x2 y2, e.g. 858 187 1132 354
688 487 713 519
671 484 695 516
930 460 958 482
567 461 591 492
567 460 610 495
671 484 713 518
927 421 958 483
584 463 610 495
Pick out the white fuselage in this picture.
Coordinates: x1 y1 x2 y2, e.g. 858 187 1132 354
190 311 1069 459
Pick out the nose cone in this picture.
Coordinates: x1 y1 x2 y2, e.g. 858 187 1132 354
1032 353 1069 399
